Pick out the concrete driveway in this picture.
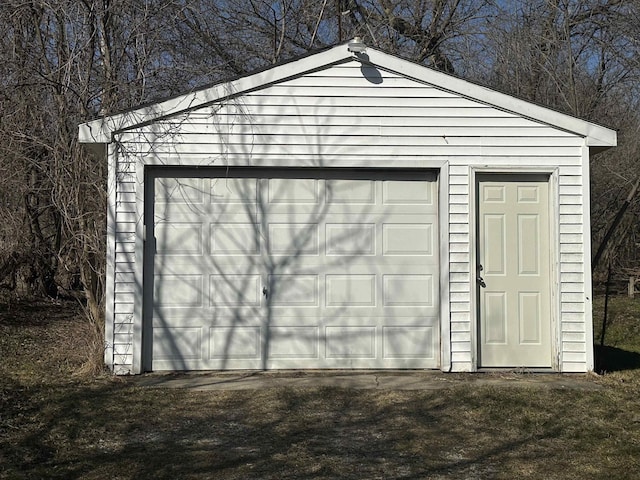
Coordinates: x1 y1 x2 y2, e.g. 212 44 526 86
129 370 603 391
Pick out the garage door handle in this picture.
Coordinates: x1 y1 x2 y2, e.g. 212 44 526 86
262 287 268 299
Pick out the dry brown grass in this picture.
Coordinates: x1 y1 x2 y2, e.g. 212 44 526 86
1 298 640 479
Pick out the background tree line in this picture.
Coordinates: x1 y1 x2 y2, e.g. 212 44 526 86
1 0 639 324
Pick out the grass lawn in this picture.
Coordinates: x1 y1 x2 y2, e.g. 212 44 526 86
1 298 640 479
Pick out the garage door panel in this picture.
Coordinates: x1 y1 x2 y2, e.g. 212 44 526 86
210 274 262 307
267 178 320 204
155 223 204 255
383 180 435 205
154 258 262 271
383 274 435 307
326 179 376 204
383 325 436 359
153 327 203 360
326 223 376 256
268 274 319 307
148 170 440 370
325 274 377 307
325 326 376 359
269 326 319 358
211 222 261 255
383 223 435 256
267 202 433 217
209 326 261 360
155 178 205 204
153 274 204 308
210 178 258 204
156 206 260 221
152 314 261 330
268 222 320 255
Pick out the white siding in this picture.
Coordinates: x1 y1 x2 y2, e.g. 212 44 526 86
557 165 589 370
447 165 472 369
108 143 138 374
107 60 597 373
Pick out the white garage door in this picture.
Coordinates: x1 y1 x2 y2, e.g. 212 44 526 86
145 168 439 370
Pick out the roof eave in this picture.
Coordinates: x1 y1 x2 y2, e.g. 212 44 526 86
79 42 618 150
78 44 356 144
361 49 617 150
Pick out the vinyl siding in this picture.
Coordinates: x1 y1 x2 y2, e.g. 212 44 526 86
109 143 138 373
107 59 595 373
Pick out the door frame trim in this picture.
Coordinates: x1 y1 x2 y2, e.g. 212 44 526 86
140 164 448 372
470 167 560 372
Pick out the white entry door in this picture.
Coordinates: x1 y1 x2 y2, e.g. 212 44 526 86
477 175 552 368
145 168 440 371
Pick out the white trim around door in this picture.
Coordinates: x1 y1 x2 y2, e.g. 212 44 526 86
472 169 559 371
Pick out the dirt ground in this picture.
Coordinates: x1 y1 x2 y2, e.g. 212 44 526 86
1 299 640 479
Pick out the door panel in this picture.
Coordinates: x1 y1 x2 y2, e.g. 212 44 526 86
145 168 440 371
478 176 552 367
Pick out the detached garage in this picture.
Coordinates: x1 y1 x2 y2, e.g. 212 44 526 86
79 40 616 374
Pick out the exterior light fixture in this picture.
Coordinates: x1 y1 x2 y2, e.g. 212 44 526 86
347 37 366 53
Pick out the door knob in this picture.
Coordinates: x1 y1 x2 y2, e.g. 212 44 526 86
262 286 268 299
477 264 486 288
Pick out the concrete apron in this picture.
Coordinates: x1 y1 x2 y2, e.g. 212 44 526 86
129 371 603 391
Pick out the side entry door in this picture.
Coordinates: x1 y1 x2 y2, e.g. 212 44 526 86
477 175 552 368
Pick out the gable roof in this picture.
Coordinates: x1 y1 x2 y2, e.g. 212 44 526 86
78 40 617 149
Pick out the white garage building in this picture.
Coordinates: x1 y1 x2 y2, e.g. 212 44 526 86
79 40 616 374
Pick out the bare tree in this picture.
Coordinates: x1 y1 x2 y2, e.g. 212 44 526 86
1 0 640 337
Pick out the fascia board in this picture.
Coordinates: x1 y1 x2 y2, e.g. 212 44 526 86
361 49 617 148
78 45 354 144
